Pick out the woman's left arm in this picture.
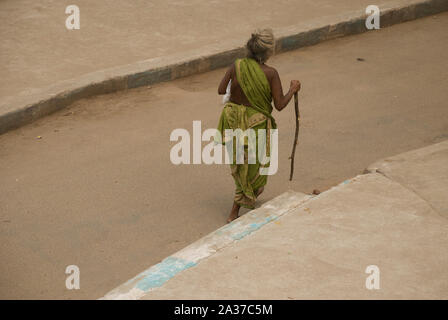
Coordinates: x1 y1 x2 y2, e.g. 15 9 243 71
218 65 233 95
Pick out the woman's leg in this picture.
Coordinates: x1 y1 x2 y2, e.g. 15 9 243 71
227 202 241 223
255 186 264 197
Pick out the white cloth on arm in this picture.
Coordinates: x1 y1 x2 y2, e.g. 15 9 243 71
222 79 232 104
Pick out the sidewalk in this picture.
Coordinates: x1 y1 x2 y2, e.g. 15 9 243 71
103 141 448 299
1 0 447 134
0 0 417 99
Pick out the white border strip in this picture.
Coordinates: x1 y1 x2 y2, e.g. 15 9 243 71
101 190 311 300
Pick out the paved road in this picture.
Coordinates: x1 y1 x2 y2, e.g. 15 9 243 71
0 0 416 102
1 13 448 299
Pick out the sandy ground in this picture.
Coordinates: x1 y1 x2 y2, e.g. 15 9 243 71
1 13 448 299
0 0 414 102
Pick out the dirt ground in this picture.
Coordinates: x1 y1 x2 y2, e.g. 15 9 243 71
0 13 447 299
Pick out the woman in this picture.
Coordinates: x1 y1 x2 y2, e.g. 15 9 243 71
217 29 301 223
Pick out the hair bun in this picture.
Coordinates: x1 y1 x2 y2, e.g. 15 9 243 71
246 28 275 63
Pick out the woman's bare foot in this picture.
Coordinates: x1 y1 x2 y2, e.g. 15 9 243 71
227 202 240 223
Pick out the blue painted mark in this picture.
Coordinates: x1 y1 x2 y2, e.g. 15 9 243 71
117 212 284 295
134 215 280 291
343 180 350 184
135 256 197 291
231 215 278 240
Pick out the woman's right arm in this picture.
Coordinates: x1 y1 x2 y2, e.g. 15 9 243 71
270 68 301 111
218 65 234 95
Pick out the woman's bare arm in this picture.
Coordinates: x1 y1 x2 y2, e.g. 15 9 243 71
270 68 301 111
218 65 233 95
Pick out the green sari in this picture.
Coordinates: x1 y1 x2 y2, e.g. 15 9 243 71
216 58 277 209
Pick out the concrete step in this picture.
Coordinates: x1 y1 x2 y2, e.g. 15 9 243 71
367 140 448 218
102 191 311 299
139 173 448 299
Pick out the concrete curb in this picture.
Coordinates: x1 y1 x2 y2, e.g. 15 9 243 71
364 140 448 218
101 191 311 300
365 140 448 175
1 0 447 135
101 173 381 300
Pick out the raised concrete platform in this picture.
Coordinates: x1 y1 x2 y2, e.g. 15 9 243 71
367 140 448 218
1 0 448 135
102 141 448 299
102 191 312 300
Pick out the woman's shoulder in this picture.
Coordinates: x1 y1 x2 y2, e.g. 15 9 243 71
261 64 278 80
263 63 277 72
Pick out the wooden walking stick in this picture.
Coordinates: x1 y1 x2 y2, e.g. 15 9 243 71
289 92 300 181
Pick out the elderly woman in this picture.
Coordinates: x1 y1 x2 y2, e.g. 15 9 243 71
217 29 301 223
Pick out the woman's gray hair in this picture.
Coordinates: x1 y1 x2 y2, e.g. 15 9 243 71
246 28 275 63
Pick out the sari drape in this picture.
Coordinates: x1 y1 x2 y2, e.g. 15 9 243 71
216 58 276 209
